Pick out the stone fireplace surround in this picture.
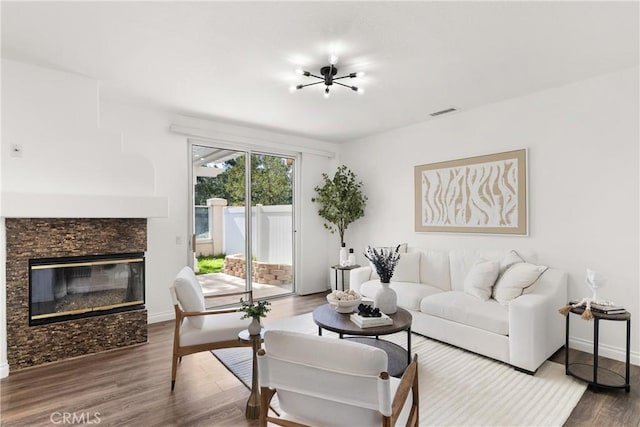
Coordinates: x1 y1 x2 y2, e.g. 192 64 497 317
5 218 148 370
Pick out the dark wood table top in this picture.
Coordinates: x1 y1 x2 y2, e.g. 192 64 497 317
569 306 631 321
312 304 412 336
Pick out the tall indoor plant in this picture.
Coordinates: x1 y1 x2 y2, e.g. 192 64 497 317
312 165 367 246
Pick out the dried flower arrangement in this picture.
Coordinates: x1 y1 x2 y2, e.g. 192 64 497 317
364 245 401 284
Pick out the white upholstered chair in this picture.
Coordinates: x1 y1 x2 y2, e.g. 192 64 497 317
169 266 252 391
257 330 419 427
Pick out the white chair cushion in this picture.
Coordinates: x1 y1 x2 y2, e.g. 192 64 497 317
420 291 509 336
173 266 206 328
392 252 420 283
463 260 500 301
275 376 412 427
179 311 251 347
264 330 387 374
492 262 549 305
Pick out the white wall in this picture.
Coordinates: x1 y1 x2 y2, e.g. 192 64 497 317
340 67 639 364
0 60 336 376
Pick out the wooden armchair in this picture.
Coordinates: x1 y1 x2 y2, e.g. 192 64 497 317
169 266 252 391
257 330 419 427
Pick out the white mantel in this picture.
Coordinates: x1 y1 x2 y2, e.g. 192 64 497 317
1 193 168 219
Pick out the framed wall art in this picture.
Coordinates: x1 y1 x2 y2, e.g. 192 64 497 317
414 149 527 234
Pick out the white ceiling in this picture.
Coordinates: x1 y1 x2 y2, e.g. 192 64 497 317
2 1 638 143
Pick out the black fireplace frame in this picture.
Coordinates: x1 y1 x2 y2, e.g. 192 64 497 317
28 252 146 327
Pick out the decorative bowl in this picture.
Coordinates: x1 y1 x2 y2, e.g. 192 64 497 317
326 292 362 313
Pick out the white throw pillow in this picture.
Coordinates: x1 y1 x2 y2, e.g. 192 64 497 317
392 252 421 283
492 262 549 304
463 260 500 301
173 266 206 328
500 250 525 275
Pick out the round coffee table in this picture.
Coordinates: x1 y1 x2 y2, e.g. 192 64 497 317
312 304 412 377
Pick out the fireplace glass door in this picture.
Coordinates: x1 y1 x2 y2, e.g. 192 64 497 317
29 253 145 326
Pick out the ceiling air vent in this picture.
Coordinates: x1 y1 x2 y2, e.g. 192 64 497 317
430 107 457 117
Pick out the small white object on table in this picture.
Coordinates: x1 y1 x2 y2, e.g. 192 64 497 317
326 290 362 313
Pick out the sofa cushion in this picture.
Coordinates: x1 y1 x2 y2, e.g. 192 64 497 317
179 311 251 346
449 249 538 291
416 249 451 291
173 266 206 328
463 260 500 301
500 250 526 275
420 291 509 336
360 280 442 311
392 252 420 283
492 262 549 304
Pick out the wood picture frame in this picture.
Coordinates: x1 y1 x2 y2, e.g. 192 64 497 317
414 149 527 234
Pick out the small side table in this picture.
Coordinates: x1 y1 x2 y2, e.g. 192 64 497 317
238 329 265 419
331 264 361 291
565 307 631 392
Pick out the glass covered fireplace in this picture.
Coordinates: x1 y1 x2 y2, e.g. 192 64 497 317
29 253 145 326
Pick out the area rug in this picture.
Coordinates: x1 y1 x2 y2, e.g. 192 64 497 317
212 313 586 426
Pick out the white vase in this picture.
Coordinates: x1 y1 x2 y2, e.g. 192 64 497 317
248 317 262 335
374 282 397 314
339 243 348 266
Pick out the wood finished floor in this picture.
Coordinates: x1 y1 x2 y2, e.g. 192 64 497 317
1 292 638 426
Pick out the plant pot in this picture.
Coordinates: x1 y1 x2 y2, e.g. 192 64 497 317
374 282 397 314
248 317 262 335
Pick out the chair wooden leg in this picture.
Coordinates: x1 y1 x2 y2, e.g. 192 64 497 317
171 305 181 392
171 353 178 391
259 387 276 427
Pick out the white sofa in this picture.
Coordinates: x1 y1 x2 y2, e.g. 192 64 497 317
350 248 567 373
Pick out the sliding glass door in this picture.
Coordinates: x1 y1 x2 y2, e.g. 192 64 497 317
190 142 295 305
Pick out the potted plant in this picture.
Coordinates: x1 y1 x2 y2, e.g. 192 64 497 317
364 245 401 314
240 298 271 335
312 165 367 247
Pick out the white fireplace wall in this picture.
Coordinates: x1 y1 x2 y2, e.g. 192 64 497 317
0 59 337 377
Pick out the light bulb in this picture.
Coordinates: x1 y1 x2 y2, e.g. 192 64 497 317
289 85 297 92
295 68 304 75
356 71 365 77
329 54 338 65
324 87 330 98
357 87 365 94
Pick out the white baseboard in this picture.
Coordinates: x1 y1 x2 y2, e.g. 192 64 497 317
0 362 9 378
569 336 639 366
148 310 174 324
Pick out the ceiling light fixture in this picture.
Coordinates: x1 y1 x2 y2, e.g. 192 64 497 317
292 55 364 97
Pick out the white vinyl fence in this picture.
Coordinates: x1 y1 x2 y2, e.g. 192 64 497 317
224 204 292 264
195 199 292 265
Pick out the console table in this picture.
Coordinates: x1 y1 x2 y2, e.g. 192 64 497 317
565 306 631 392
